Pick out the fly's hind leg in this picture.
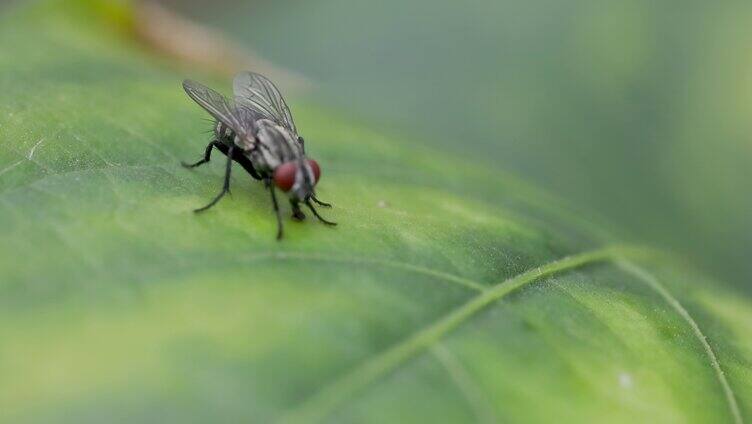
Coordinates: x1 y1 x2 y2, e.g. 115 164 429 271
182 140 221 168
194 144 234 213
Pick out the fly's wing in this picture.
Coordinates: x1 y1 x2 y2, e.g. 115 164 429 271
233 71 297 134
183 80 256 149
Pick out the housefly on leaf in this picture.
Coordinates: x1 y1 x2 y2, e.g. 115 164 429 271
181 72 335 240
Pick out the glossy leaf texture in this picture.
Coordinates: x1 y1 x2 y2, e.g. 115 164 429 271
0 1 750 423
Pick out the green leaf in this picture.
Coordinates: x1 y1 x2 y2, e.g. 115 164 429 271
0 1 750 423
193 0 752 289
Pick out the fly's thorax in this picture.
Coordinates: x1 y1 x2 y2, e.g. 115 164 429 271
253 119 303 171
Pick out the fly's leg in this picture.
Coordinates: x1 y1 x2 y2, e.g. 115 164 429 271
311 194 332 208
182 140 220 168
194 144 234 213
290 200 306 221
305 199 337 226
266 178 284 240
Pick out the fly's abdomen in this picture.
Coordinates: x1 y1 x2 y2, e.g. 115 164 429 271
214 121 236 144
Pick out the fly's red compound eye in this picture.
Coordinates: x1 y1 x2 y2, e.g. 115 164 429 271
307 159 321 183
273 162 297 192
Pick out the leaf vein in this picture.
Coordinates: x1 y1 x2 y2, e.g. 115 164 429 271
616 259 744 424
251 252 485 292
278 247 618 424
431 343 497 424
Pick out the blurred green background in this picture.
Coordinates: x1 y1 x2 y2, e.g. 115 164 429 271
160 0 752 290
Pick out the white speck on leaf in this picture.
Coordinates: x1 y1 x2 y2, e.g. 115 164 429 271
618 372 633 389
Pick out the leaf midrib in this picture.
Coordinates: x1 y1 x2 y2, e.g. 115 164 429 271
278 247 743 424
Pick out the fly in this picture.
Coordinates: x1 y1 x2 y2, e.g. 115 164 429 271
181 71 336 239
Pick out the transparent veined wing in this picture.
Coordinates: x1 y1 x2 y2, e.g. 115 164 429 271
233 72 297 134
182 79 256 149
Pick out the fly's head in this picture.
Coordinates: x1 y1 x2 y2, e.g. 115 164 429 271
273 158 321 202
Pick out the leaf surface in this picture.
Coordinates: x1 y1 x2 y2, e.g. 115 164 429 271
0 2 750 423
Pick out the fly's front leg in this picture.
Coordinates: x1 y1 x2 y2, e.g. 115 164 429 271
290 200 306 221
311 194 332 208
305 199 337 226
182 140 221 168
266 178 284 240
194 144 234 213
